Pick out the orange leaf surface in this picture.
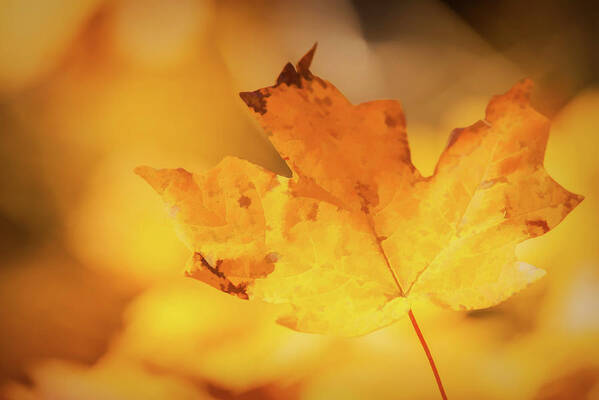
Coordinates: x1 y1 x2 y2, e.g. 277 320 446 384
136 45 583 336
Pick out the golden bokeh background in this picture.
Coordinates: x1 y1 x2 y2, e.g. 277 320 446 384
0 1 597 399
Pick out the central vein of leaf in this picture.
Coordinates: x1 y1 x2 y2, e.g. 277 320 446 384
367 215 448 399
366 216 405 297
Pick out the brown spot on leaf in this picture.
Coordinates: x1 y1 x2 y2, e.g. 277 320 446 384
238 195 252 208
526 219 550 237
314 76 328 89
307 202 319 221
188 253 249 300
222 281 249 300
239 90 269 115
564 193 585 214
355 182 379 213
384 114 397 127
197 253 226 278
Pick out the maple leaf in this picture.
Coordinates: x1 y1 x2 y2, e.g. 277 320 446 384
135 45 583 337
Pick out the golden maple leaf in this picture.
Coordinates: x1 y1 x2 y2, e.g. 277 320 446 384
136 45 583 337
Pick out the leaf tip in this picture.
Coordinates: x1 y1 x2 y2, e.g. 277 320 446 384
133 165 155 179
135 166 181 195
296 42 317 77
516 261 546 284
486 78 536 122
276 313 300 331
239 90 268 115
276 62 302 87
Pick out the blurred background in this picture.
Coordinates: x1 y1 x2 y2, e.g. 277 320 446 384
0 0 597 399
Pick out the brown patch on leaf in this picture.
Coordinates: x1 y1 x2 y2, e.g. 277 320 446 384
186 253 249 299
198 254 225 278
239 90 269 115
238 195 252 208
563 193 585 215
355 182 379 213
221 281 249 300
526 219 550 237
307 202 319 221
314 76 328 89
384 114 397 127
